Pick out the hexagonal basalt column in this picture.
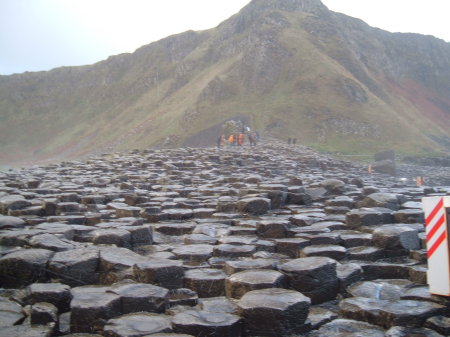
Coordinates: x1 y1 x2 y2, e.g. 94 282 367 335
184 268 227 298
279 256 339 304
133 259 184 289
225 269 286 299
172 309 242 337
237 288 311 336
103 313 172 337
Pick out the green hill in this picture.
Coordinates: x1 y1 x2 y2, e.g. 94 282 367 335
1 0 449 166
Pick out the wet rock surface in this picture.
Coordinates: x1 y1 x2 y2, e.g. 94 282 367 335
237 288 311 336
0 139 449 336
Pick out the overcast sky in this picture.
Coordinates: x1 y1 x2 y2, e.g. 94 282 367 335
1 0 449 75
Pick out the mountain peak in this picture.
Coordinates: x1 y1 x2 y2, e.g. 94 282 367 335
248 0 328 14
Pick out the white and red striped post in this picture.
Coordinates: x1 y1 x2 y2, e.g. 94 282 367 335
422 196 450 296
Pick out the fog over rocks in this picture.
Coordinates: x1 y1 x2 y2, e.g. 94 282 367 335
0 139 449 336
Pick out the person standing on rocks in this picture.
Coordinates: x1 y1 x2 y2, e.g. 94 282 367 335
238 133 245 146
248 132 256 146
228 134 235 146
217 135 225 148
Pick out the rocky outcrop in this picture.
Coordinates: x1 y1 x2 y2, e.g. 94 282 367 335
1 0 450 166
0 140 449 336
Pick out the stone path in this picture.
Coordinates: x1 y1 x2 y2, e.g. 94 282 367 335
0 139 449 337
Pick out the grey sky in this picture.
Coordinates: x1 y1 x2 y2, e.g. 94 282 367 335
1 0 449 75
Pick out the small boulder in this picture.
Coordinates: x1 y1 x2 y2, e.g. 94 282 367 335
237 197 270 215
237 288 311 336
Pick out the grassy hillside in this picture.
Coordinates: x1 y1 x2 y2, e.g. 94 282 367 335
1 0 449 166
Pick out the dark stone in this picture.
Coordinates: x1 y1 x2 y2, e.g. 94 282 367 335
339 232 372 247
123 225 153 246
103 313 172 337
0 297 24 327
289 214 317 226
307 307 338 330
153 223 196 236
30 302 58 326
321 179 346 194
407 264 427 284
279 257 338 304
57 312 71 335
172 244 214 265
225 269 286 299
308 318 385 337
198 297 238 314
274 238 310 258
360 259 416 280
286 192 311 205
25 282 72 313
133 259 184 289
372 225 420 252
300 244 347 260
347 246 384 261
346 279 413 300
385 326 445 337
346 207 393 228
213 244 256 258
172 309 242 337
325 196 355 208
237 197 270 215
48 248 99 287
336 262 363 292
256 219 290 238
237 288 311 337
358 193 401 210
184 234 217 245
70 285 122 333
29 233 78 252
92 229 131 248
110 282 169 314
0 324 56 337
0 248 54 287
339 297 445 328
0 194 32 214
98 247 146 285
424 315 450 336
393 209 424 223
161 209 193 221
0 215 25 229
184 269 226 298
168 288 198 307
371 159 396 175
224 258 276 275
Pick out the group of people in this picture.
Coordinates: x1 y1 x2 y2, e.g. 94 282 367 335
217 130 259 148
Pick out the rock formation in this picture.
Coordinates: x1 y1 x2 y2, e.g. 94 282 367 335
1 0 450 166
0 139 449 336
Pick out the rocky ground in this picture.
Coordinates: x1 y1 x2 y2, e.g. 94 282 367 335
0 139 449 337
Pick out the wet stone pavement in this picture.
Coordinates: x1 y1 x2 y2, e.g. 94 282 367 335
0 140 449 337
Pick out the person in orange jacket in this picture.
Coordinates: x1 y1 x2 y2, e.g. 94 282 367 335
228 134 234 146
238 133 245 146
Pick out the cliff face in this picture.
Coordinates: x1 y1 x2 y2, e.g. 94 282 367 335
1 0 449 165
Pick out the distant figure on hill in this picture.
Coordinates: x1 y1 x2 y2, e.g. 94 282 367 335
238 133 245 146
228 134 235 146
217 134 225 148
248 132 257 146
